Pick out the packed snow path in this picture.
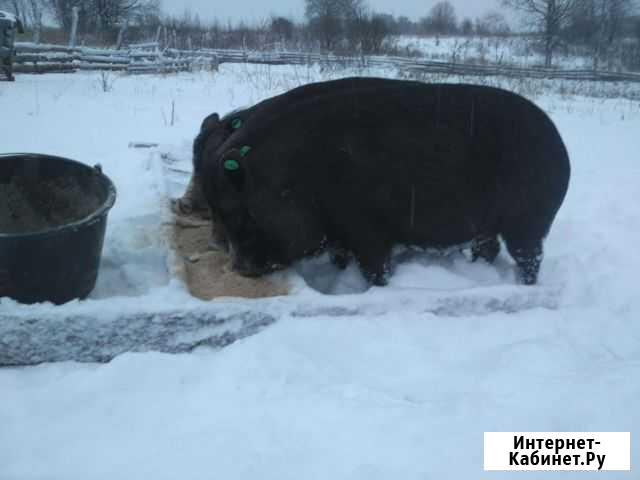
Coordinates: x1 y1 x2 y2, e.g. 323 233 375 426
1 67 639 479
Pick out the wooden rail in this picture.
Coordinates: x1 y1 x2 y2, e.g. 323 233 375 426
13 42 640 83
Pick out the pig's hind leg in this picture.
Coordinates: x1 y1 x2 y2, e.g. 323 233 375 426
471 234 501 264
502 233 543 285
352 240 393 286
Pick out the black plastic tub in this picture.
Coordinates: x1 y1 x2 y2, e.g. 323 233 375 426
0 153 116 304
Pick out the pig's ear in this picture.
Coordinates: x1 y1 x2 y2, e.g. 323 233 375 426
200 113 220 133
220 149 246 192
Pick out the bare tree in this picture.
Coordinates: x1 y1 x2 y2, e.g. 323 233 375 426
502 0 579 67
47 0 80 33
0 0 45 41
426 0 458 35
395 15 418 35
1 0 28 27
304 0 364 50
601 0 634 45
25 0 44 42
564 0 598 44
461 17 474 36
475 11 511 36
346 5 390 54
270 16 295 44
564 0 635 69
47 0 159 42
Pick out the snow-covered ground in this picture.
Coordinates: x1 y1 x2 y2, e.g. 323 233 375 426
1 65 640 478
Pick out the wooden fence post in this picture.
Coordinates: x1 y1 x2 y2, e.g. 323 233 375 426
68 6 79 48
115 20 128 50
155 24 162 51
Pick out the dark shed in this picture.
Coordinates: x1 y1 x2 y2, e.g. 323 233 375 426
0 10 23 81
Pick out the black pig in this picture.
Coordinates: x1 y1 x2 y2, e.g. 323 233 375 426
175 77 397 255
202 80 570 285
174 77 394 217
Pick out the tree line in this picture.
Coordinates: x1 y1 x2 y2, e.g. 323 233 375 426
0 0 515 51
0 0 159 43
503 0 640 68
1 0 639 70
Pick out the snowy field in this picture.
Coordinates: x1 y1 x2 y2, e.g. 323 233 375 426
394 35 594 69
1 64 640 478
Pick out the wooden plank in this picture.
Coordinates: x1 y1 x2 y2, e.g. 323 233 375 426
76 63 127 71
15 54 77 64
15 42 78 54
80 54 129 64
13 63 76 73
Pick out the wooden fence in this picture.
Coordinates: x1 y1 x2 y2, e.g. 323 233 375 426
13 42 215 74
13 42 640 83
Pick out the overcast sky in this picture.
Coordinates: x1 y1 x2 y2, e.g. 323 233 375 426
162 0 506 24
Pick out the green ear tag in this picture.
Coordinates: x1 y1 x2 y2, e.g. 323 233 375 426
223 159 240 171
240 145 251 157
231 118 242 129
